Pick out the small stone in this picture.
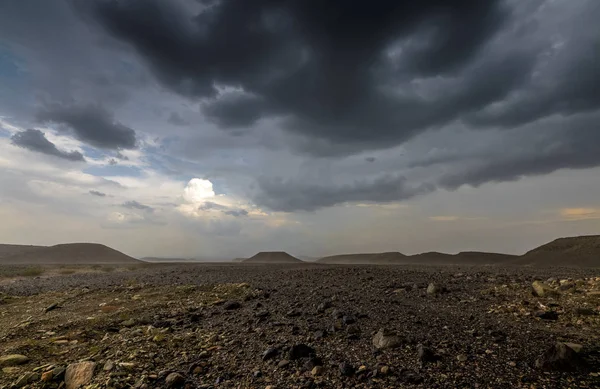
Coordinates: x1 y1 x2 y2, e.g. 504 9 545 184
316 301 332 313
286 309 301 317
64 362 96 389
224 301 241 310
121 319 136 327
339 362 354 377
165 372 186 388
417 344 437 364
288 344 315 360
342 315 356 325
535 311 559 321
2 367 20 374
380 366 390 375
41 370 53 382
427 283 440 295
457 354 468 362
311 366 323 376
14 372 39 387
574 307 596 316
253 370 262 378
313 330 326 340
45 303 59 312
262 348 279 361
0 355 29 367
372 328 401 349
103 361 115 371
277 360 289 368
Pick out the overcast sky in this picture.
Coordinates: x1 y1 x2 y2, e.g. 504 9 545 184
0 0 599 259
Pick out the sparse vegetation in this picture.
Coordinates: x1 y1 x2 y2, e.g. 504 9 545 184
0 266 44 278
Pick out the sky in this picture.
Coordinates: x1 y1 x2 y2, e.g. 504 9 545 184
0 0 599 259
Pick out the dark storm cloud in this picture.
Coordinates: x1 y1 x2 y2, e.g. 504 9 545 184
122 200 154 212
254 174 435 212
439 114 600 190
89 190 107 197
167 112 189 126
36 104 137 150
199 201 248 217
10 129 85 162
84 0 514 149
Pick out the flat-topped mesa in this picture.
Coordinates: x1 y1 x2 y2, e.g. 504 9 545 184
0 243 140 265
243 251 303 264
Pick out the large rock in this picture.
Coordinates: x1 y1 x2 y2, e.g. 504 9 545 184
535 342 582 371
288 344 316 360
65 361 96 389
0 355 29 367
372 328 401 349
532 281 560 298
165 372 185 388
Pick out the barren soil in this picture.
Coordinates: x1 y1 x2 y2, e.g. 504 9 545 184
0 263 599 389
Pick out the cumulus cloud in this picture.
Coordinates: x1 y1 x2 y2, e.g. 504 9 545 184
11 129 85 162
37 104 137 150
183 178 215 203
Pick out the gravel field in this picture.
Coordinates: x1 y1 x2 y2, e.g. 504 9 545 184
0 263 599 388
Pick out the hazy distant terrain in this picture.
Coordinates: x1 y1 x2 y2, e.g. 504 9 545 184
242 251 303 264
0 243 140 265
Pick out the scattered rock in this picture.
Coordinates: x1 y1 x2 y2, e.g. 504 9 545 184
380 366 390 375
311 366 323 376
44 302 59 312
165 372 186 388
342 315 356 325
224 301 241 310
339 362 354 377
65 361 96 389
417 344 437 364
0 355 29 367
288 344 315 360
372 328 401 349
574 307 596 316
286 309 301 317
262 348 279 361
121 319 136 327
457 354 468 362
277 360 289 368
41 370 53 382
535 311 559 320
14 372 39 387
316 301 332 313
532 281 560 298
427 283 441 295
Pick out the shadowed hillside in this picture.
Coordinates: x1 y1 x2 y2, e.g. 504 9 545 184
514 235 600 267
243 252 302 264
0 243 140 265
318 251 517 265
0 244 46 258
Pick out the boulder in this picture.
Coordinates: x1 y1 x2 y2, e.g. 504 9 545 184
0 355 29 367
372 328 401 349
65 361 96 389
532 281 560 298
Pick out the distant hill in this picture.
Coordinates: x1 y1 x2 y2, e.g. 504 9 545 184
0 243 140 265
318 251 516 265
141 257 198 263
514 235 600 267
243 252 303 264
0 244 46 258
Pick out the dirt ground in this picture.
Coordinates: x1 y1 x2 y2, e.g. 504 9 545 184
0 263 599 388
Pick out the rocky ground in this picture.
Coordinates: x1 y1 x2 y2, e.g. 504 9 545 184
0 263 599 389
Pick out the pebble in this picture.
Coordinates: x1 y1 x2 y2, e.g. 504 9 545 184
165 372 186 388
0 355 29 367
311 366 323 376
64 362 96 389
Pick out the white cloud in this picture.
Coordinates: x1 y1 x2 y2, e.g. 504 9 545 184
183 178 216 203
